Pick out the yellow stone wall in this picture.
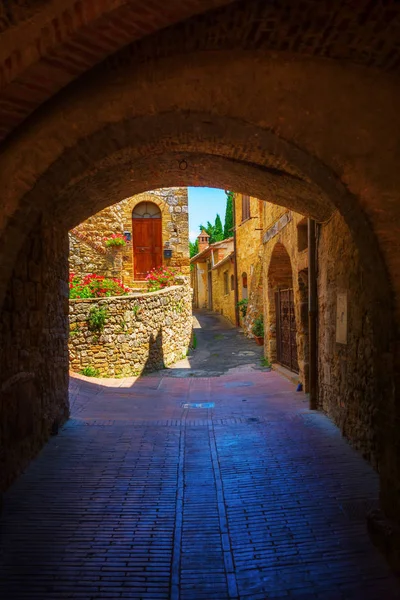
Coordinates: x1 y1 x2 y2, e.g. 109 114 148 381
234 194 264 306
211 259 236 325
191 260 209 309
261 206 309 388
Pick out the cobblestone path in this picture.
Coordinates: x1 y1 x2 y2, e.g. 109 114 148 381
1 368 400 599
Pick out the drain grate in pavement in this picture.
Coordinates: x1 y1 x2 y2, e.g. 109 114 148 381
339 498 380 521
181 402 215 408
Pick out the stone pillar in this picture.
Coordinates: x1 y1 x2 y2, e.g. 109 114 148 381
0 218 69 491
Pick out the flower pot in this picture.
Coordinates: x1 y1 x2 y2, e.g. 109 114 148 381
254 336 264 346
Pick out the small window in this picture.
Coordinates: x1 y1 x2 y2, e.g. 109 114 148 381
297 218 308 252
241 195 250 222
242 272 248 300
230 274 235 291
224 271 229 295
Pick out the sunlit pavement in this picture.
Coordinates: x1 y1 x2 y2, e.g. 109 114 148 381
1 368 400 599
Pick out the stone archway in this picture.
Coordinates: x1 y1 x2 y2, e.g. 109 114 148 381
0 2 399 526
266 242 300 376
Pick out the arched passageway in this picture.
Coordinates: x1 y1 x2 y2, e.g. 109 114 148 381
0 0 400 569
267 242 299 374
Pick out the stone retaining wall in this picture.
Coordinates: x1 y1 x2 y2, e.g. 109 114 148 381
69 285 192 377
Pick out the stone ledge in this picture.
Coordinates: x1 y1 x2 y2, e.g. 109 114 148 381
271 362 299 386
70 284 187 303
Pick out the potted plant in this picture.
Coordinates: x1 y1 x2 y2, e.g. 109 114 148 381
103 234 127 248
252 314 264 345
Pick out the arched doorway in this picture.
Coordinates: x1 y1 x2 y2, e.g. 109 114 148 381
132 201 162 280
267 243 299 374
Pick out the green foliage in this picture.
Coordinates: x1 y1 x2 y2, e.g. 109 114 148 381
252 314 264 338
189 238 199 258
173 300 185 314
260 356 271 368
87 306 107 333
224 191 234 239
214 214 224 242
104 234 127 247
80 366 100 377
199 213 224 244
237 298 248 318
132 303 142 318
69 273 130 298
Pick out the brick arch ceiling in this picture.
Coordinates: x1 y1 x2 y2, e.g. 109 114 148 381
1 0 400 144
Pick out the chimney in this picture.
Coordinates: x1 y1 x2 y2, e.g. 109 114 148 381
198 229 210 253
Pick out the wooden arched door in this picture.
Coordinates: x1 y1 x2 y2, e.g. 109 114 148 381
132 202 162 280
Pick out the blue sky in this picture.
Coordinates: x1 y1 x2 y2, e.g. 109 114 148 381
188 187 227 242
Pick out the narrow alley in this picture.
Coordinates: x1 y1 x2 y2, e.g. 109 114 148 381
0 311 399 599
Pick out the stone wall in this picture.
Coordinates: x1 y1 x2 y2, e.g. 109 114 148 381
261 203 384 469
0 220 69 492
69 233 112 278
234 194 264 308
69 285 192 377
69 188 189 286
317 212 379 467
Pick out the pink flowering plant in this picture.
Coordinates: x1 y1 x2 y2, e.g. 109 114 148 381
103 233 127 248
145 266 179 292
69 273 131 298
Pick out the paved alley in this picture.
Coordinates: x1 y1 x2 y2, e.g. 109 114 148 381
156 310 265 377
0 312 399 599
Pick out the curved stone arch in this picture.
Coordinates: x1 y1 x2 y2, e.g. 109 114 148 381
0 48 396 333
1 109 393 319
265 241 301 375
0 52 396 446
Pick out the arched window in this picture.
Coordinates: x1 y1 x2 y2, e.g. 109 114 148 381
242 272 248 299
132 201 161 219
224 271 229 295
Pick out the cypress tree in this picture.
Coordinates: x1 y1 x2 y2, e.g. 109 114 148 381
223 191 234 239
214 214 223 242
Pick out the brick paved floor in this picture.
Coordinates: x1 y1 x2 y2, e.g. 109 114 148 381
1 369 400 599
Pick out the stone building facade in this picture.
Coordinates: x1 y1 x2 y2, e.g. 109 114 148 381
234 194 265 335
191 236 235 324
70 188 189 286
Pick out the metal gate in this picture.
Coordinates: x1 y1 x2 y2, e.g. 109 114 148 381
275 288 299 373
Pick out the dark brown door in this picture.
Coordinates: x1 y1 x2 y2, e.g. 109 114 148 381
132 218 162 280
275 288 299 373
